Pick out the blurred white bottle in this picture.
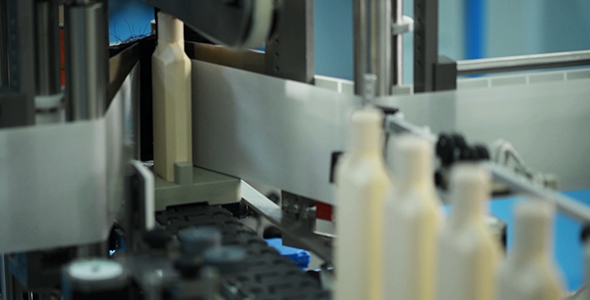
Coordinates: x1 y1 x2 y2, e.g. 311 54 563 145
496 200 564 300
152 11 192 182
334 107 390 300
383 134 442 300
437 164 501 300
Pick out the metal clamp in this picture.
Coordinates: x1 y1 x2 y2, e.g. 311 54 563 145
392 15 414 36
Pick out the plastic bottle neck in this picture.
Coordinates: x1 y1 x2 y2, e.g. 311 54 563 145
349 107 384 157
157 12 184 45
392 135 433 189
512 202 553 260
449 164 490 227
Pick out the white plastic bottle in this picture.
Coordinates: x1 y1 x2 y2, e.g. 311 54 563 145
383 134 442 300
152 11 192 182
437 164 501 300
334 107 390 300
496 200 564 300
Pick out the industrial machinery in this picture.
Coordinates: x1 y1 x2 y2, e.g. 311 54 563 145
1 0 590 299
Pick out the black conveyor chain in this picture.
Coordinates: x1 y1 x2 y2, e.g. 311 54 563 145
156 204 331 300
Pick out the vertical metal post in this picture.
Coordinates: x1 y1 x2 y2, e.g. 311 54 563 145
354 0 368 95
35 0 61 96
265 0 315 84
355 0 392 96
65 0 108 121
392 0 403 87
1 254 14 300
0 0 8 87
371 0 392 96
413 0 439 93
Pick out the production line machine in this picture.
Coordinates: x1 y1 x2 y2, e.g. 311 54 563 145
2 0 590 299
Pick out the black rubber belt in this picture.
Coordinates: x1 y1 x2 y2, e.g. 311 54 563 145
156 204 331 300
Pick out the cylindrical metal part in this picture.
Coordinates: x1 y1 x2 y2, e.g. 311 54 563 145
62 259 129 300
392 0 403 87
35 0 62 96
178 227 222 257
65 1 108 121
354 0 392 96
457 50 590 77
0 0 8 87
354 0 368 96
370 0 392 96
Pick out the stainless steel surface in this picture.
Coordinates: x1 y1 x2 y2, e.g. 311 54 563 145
192 60 359 205
65 1 108 121
392 0 403 87
264 0 315 83
487 163 590 223
192 61 590 205
187 42 265 75
0 63 138 253
353 0 368 95
370 0 392 95
385 115 590 223
240 181 333 263
457 50 590 77
35 0 61 96
0 0 8 87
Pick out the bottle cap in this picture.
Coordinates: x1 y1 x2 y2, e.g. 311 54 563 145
450 164 491 221
157 11 184 43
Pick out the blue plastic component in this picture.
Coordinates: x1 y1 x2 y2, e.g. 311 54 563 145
266 238 311 270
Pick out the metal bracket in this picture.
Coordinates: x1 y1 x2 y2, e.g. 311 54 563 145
391 15 414 36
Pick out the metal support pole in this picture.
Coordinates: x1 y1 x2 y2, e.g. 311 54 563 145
353 0 368 95
392 0 403 87
355 0 393 96
265 0 315 84
35 0 61 97
0 0 8 87
371 0 392 96
413 0 439 93
1 254 14 300
65 0 108 121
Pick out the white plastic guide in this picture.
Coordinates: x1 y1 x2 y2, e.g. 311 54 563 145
436 164 501 300
496 200 564 300
153 12 193 182
383 134 442 300
334 107 390 300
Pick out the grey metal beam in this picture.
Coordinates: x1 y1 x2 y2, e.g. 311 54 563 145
0 0 8 87
413 0 438 92
265 0 315 83
457 50 590 77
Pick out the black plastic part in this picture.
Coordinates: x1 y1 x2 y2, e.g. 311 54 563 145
330 151 344 183
581 224 590 244
204 246 247 275
474 144 490 160
436 134 456 167
143 229 172 249
157 204 330 300
263 226 283 239
174 256 204 279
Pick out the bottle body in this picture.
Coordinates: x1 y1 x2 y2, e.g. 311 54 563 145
436 164 501 300
496 201 564 300
334 108 389 300
384 134 442 300
152 12 192 182
384 188 441 300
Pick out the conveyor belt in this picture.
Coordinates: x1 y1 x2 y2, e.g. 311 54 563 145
156 204 331 300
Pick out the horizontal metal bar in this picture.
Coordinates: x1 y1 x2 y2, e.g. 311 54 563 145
240 181 333 264
385 115 590 224
457 50 590 76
